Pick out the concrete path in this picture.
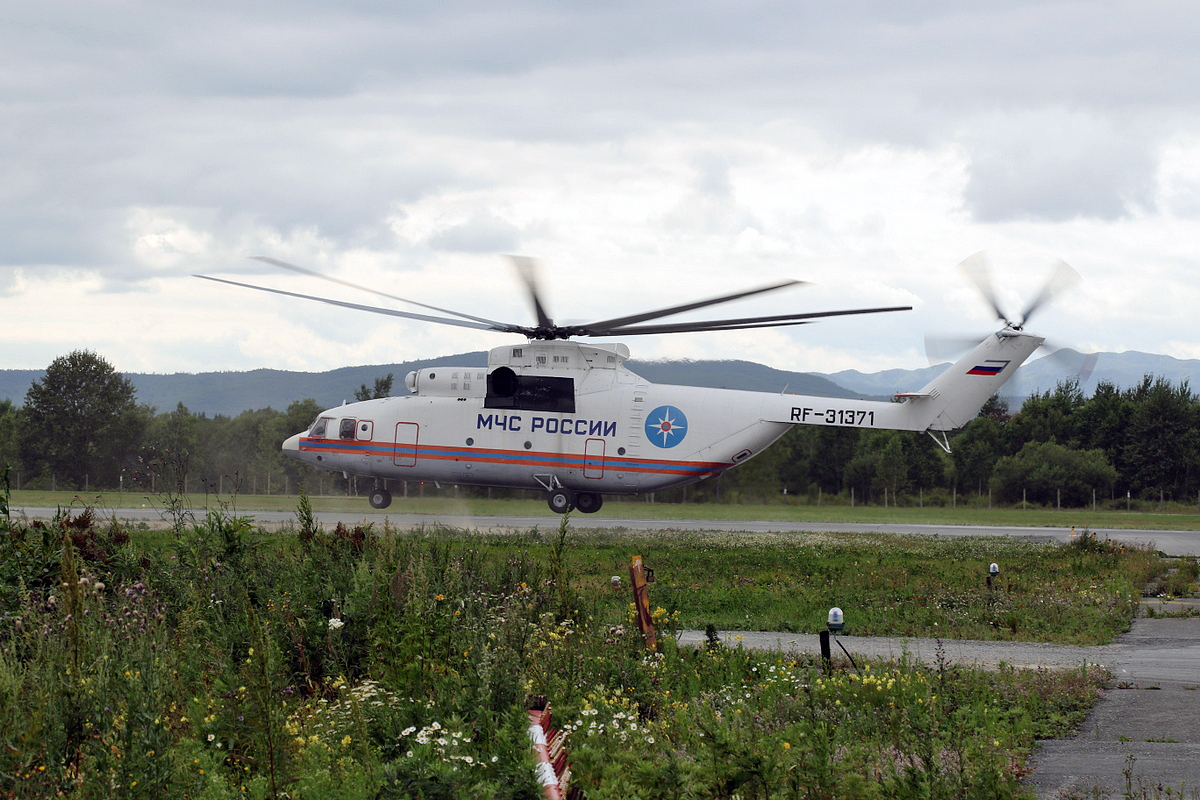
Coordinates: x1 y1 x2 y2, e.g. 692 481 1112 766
1026 609 1200 799
680 599 1200 798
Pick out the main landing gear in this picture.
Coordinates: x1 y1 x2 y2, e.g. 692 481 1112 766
547 489 604 515
369 487 393 509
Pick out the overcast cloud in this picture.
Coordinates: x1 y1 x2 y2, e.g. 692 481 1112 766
3 1 1200 379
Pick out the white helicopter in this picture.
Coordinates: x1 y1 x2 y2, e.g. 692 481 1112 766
198 253 1068 514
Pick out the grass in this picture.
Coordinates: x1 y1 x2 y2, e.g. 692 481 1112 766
0 487 1173 798
12 488 1200 530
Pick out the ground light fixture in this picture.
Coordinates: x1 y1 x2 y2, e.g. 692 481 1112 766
827 606 845 632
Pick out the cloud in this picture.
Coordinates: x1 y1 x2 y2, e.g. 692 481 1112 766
960 109 1158 221
3 1 1200 373
427 213 521 253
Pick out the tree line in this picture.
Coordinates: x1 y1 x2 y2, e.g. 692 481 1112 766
2 349 1197 509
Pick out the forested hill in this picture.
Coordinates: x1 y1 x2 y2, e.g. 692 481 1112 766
0 353 860 417
2 348 1199 417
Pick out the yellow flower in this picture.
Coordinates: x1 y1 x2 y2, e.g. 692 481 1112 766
783 742 791 750
342 735 352 747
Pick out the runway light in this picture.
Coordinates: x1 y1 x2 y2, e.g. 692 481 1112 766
827 607 844 633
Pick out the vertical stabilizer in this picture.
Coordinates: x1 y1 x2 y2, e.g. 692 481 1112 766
908 329 1043 431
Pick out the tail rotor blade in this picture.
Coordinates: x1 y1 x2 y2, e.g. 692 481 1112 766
1018 258 1080 326
924 333 987 366
957 250 1008 324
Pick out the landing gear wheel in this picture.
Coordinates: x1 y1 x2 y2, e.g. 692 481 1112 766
368 488 393 509
574 492 603 514
547 489 575 514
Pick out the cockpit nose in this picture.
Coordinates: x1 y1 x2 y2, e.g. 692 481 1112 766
282 432 303 455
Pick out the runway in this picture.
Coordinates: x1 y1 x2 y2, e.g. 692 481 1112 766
11 504 1200 557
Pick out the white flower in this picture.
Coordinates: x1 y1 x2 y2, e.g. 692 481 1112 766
207 734 215 742
328 618 345 630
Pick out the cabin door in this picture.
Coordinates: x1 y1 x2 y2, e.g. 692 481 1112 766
583 437 605 479
393 423 419 467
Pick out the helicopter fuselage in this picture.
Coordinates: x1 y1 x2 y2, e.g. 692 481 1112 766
282 330 1044 512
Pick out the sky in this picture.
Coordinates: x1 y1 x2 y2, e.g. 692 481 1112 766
3 0 1200 379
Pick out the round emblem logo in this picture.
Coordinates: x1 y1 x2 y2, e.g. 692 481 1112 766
645 405 688 448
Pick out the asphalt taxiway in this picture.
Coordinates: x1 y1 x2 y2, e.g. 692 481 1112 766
10 505 1200 557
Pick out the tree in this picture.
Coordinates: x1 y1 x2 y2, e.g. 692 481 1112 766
140 402 199 493
354 373 394 402
989 441 1117 507
1001 379 1085 454
0 400 20 476
1121 377 1200 500
950 416 1001 496
20 350 147 489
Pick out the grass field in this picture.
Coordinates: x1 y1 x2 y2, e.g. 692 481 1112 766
1 488 1189 798
11 488 1200 530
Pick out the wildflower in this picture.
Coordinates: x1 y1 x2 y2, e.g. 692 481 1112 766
328 618 344 631
207 734 215 742
342 735 352 747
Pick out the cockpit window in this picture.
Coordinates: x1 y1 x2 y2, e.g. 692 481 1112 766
339 418 356 439
309 417 330 438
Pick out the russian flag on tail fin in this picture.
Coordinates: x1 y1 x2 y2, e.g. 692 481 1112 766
967 359 1010 376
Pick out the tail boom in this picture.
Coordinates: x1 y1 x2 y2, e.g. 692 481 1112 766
765 329 1042 435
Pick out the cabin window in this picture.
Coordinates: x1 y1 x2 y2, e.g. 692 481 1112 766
485 367 576 413
339 418 356 439
309 417 330 438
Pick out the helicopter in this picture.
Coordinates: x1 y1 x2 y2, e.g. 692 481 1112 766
197 253 1068 514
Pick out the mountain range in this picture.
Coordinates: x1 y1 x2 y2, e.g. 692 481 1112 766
0 349 1196 418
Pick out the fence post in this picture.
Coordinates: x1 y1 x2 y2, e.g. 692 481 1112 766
629 555 657 651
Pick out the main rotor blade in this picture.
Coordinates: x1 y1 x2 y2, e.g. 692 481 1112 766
588 304 911 337
252 256 513 329
508 255 554 329
957 251 1008 324
195 275 519 333
579 279 805 336
1018 258 1080 326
